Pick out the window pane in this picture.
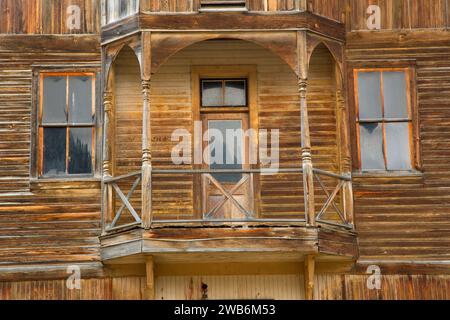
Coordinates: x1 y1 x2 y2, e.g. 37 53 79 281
107 0 117 22
42 76 67 124
69 76 93 124
119 0 128 17
225 80 246 106
357 72 382 120
43 128 67 175
68 128 93 174
385 123 412 171
383 71 409 119
360 123 385 170
202 81 223 107
208 120 243 183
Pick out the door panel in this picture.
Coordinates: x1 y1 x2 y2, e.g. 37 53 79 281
201 114 253 219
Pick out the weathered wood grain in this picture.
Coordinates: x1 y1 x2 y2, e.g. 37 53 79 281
347 30 450 262
0 0 449 301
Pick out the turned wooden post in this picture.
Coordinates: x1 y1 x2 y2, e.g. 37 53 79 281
102 91 114 231
304 255 315 300
141 79 153 229
336 65 354 226
299 78 316 227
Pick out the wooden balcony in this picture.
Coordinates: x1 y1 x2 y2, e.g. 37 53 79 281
99 10 355 299
99 168 357 264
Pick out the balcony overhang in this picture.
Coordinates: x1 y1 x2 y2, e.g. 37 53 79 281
100 225 358 264
100 11 346 44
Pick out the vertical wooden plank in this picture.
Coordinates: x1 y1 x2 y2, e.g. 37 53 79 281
0 0 5 33
423 0 446 28
248 0 265 11
41 0 52 34
268 0 277 11
447 0 450 29
192 0 201 11
145 257 156 300
304 255 315 300
140 0 153 12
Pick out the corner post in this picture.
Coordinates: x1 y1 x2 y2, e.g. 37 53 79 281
103 91 113 177
141 31 153 230
297 31 316 227
336 65 354 226
102 90 114 232
299 78 316 227
142 78 152 229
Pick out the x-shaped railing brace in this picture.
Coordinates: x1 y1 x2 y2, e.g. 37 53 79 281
203 173 251 219
110 175 142 228
314 173 346 224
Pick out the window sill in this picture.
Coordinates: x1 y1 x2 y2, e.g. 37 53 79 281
352 170 423 178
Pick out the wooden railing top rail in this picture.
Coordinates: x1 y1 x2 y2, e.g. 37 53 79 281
104 171 141 183
103 168 350 181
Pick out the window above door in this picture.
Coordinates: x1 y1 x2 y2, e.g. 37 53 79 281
201 79 247 108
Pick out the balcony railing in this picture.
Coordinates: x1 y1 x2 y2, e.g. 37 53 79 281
102 168 353 234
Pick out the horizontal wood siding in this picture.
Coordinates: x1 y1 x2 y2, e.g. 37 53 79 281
308 45 340 218
0 66 32 192
0 181 102 265
121 40 339 218
149 41 195 218
347 32 450 261
0 36 101 267
114 48 142 176
113 47 143 223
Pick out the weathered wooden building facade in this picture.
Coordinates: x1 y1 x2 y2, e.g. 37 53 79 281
0 0 449 300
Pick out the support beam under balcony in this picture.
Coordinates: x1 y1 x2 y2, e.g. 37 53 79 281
304 254 315 300
145 256 155 300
